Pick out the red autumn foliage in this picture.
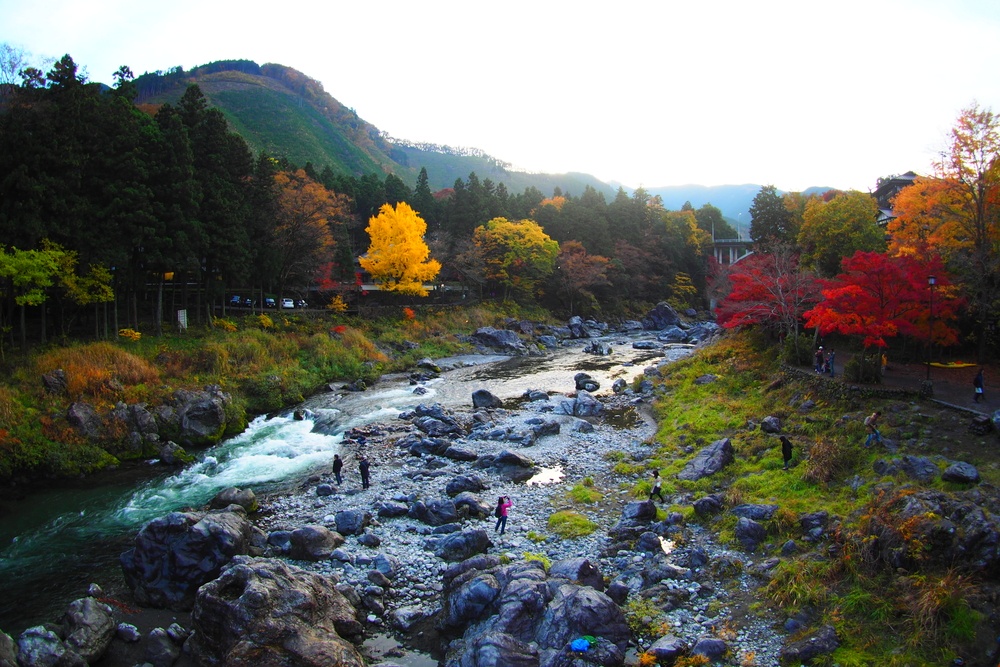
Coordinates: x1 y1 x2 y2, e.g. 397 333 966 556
803 251 962 349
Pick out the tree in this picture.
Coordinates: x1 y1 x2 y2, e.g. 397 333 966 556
473 217 559 301
749 185 796 246
888 104 1000 359
0 243 64 349
798 190 884 276
360 202 441 296
695 203 737 240
553 241 610 315
803 251 961 351
715 244 821 344
272 169 347 301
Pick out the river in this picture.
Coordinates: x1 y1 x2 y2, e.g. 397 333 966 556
0 336 687 636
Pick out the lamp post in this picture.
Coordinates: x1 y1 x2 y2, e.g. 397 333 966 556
926 275 936 381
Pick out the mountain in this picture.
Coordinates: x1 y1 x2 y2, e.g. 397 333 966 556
133 60 833 220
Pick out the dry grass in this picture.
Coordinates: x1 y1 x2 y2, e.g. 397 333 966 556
35 342 159 401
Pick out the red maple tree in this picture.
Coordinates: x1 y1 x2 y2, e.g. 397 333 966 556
803 251 961 349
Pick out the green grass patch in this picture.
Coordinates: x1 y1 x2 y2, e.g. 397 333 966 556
547 510 598 538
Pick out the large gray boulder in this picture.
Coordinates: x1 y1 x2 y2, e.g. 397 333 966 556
472 389 503 409
470 327 528 354
677 438 734 481
289 525 346 560
780 624 839 664
66 402 103 441
432 529 494 562
534 584 630 652
16 626 84 667
60 597 116 664
170 385 233 447
120 507 266 610
334 510 371 536
548 557 605 591
409 499 460 526
187 556 365 667
642 302 681 330
209 487 258 513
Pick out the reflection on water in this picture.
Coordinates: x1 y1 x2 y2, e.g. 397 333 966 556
526 466 565 485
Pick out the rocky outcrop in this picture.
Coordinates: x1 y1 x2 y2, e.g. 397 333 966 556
120 507 266 610
162 385 235 447
677 438 734 481
469 327 528 354
187 556 365 667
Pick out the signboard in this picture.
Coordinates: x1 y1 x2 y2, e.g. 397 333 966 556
177 309 188 331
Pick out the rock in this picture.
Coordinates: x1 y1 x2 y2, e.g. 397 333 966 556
691 637 727 661
60 597 115 663
548 557 605 591
432 529 493 562
632 341 658 350
409 499 459 526
144 627 180 667
450 631 538 666
535 585 630 652
731 503 779 521
209 487 258 513
735 517 767 551
440 572 501 628
583 341 612 356
780 624 839 664
453 492 492 519
942 461 980 484
472 389 503 409
357 531 381 547
16 626 84 667
171 385 232 447
316 483 335 497
187 556 365 667
158 441 191 466
642 302 681 330
677 438 734 481
693 495 724 516
116 623 141 643
538 335 559 348
760 416 781 433
900 455 940 483
554 391 603 418
645 633 687 664
531 420 561 438
442 445 478 461
335 509 371 536
289 525 346 560
446 474 487 497
546 635 625 667
66 402 103 440
657 326 688 343
120 507 265 611
376 501 410 518
41 369 68 395
470 327 527 354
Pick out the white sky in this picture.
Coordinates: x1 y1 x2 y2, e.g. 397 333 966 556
3 0 1000 192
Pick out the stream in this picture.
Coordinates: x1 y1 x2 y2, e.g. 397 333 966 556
0 335 687 636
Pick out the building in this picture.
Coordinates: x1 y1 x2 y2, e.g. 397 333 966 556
872 171 918 226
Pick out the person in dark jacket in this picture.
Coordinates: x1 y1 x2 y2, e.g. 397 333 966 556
974 368 985 403
649 470 665 503
332 454 343 484
359 456 371 489
780 436 793 470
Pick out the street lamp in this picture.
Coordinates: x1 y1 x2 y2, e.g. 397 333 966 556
926 275 936 380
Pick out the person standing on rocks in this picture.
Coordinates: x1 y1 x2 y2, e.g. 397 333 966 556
780 436 793 470
332 454 343 485
494 495 513 535
974 368 985 404
826 349 836 378
814 346 825 373
649 470 665 503
864 411 882 447
359 456 371 489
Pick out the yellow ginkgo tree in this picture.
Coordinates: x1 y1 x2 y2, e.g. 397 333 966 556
360 202 441 296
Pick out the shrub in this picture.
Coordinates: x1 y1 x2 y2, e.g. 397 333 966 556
35 342 159 401
844 352 882 383
567 482 601 504
213 318 237 333
802 434 862 486
117 328 141 342
781 332 816 366
523 551 551 571
547 510 597 538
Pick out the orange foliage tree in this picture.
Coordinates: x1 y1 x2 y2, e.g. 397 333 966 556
553 240 610 315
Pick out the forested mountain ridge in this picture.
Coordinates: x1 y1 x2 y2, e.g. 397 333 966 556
133 60 618 199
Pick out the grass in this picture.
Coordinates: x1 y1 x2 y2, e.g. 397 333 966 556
547 510 598 538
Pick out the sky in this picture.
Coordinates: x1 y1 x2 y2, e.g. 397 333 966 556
3 0 1000 193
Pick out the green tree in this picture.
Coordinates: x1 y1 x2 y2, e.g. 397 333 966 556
360 202 441 296
695 203 737 240
749 185 796 246
798 190 883 276
473 217 559 301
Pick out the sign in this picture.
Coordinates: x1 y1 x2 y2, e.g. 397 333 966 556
177 309 188 331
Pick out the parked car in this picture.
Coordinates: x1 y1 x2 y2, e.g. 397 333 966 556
229 295 242 306
243 297 255 307
281 298 294 309
264 297 276 308
295 299 308 309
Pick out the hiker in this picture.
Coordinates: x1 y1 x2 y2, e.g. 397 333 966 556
881 353 888 374
494 495 513 535
332 454 343 484
864 411 882 447
649 470 665 503
359 456 371 489
780 436 793 470
814 347 825 373
974 368 985 403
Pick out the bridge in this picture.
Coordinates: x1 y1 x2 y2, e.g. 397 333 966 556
711 238 753 265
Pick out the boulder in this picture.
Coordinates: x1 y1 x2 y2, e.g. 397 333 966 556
446 474 487 497
548 557 604 591
900 455 940 482
41 369 68 395
553 391 603 418
432 529 493 562
209 487 258 513
144 627 180 667
642 302 681 330
409 499 460 526
334 510 371 536
187 556 365 667
760 416 781 433
16 626 83 667
574 373 601 392
171 385 233 447
656 326 688 343
66 402 103 441
534 584 630 652
453 492 492 519
677 438 734 481
583 341 612 356
449 631 538 667
735 517 767 551
120 508 265 611
440 572 501 628
780 624 839 665
472 389 503 409
730 504 779 521
0 631 15 667
645 634 687 664
942 461 980 484
470 327 528 354
289 525 345 560
60 597 116 663
158 441 190 466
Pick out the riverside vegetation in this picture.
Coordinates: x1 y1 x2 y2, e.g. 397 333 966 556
1 305 998 665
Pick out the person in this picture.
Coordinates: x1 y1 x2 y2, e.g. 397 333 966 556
864 411 882 447
649 470 665 503
881 353 888 375
780 436 793 470
826 349 836 378
359 456 370 489
332 454 343 485
494 495 513 535
974 368 985 403
814 347 825 373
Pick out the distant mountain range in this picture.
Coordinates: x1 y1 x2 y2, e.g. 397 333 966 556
133 60 835 228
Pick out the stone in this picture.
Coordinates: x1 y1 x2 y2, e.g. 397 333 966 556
289 525 345 561
780 624 839 664
334 509 371 536
677 438 733 481
432 529 493 562
209 487 258 513
60 596 115 663
942 461 979 484
472 389 503 409
187 556 365 667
